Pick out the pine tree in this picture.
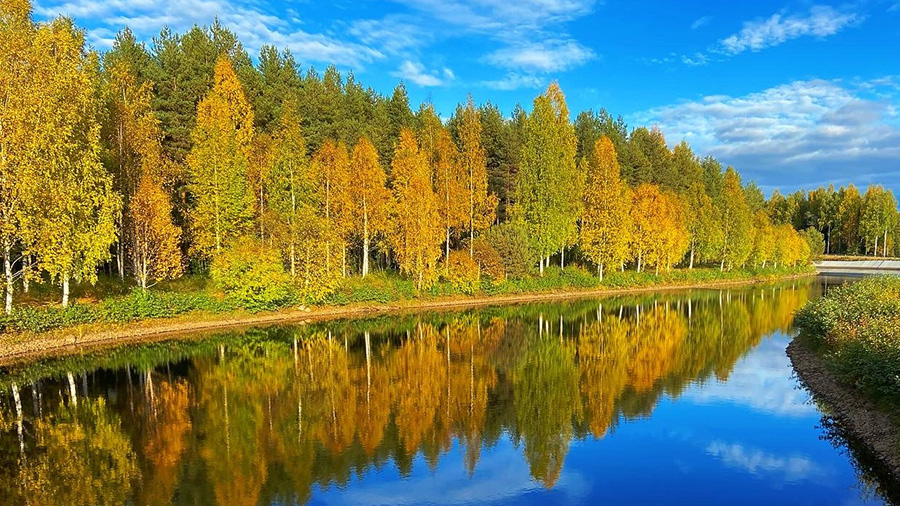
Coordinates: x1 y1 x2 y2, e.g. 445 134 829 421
389 129 443 289
186 57 255 260
580 137 631 280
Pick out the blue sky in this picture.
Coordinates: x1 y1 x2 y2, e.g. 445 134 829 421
34 0 900 196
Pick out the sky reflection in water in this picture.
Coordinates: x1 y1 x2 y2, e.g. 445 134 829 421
0 279 891 506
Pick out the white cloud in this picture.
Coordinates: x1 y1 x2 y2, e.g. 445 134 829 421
392 60 452 87
391 0 599 76
681 52 709 66
35 0 384 66
327 436 589 506
691 16 712 30
348 16 426 55
391 0 597 35
706 441 830 483
481 73 544 91
634 77 900 193
684 336 817 417
484 39 594 73
718 5 861 55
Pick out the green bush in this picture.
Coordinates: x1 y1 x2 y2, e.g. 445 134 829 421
481 222 538 279
795 276 900 402
4 305 98 333
211 239 297 312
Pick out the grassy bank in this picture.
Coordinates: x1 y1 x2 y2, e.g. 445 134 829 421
794 276 900 406
0 264 813 339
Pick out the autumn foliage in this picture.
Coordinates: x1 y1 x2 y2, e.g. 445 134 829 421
4 1 878 315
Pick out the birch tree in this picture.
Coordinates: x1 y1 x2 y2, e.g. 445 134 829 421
267 98 313 277
432 129 466 263
517 83 579 274
128 175 182 289
579 137 630 280
30 18 120 306
349 136 389 277
388 129 443 289
457 96 496 256
0 0 36 313
186 57 255 260
718 168 752 270
310 139 352 275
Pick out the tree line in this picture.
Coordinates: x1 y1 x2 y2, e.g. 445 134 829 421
3 4 894 313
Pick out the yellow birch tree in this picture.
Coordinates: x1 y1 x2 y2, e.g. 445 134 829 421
457 96 496 256
432 129 467 263
349 136 390 277
388 129 443 289
0 0 37 313
30 18 120 306
128 174 182 289
580 137 631 280
310 139 352 276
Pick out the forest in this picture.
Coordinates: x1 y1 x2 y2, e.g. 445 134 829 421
2 2 899 316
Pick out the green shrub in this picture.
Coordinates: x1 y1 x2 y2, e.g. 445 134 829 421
481 222 538 279
5 305 98 333
795 276 900 403
211 239 297 312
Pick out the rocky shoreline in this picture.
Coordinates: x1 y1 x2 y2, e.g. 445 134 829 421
787 338 900 480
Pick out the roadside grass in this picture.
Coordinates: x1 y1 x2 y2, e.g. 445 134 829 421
795 276 900 407
1 264 812 337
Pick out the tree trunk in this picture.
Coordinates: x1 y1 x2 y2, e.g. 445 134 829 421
560 247 564 268
3 241 12 315
598 263 604 281
67 372 77 407
290 242 296 278
720 258 725 272
62 276 70 308
362 201 370 277
539 254 544 276
689 246 695 270
637 252 642 273
342 245 347 278
117 240 125 280
884 229 889 257
446 227 451 266
874 235 879 257
22 256 30 293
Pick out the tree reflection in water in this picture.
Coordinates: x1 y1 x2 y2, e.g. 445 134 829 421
0 281 827 506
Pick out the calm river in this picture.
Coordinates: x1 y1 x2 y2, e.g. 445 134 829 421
1 277 897 505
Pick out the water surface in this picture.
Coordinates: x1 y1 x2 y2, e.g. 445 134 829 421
0 278 896 505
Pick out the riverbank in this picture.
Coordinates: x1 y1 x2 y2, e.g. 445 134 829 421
787 339 900 478
790 275 900 479
0 268 814 366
